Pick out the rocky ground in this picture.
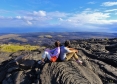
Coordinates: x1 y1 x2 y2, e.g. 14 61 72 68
0 38 117 84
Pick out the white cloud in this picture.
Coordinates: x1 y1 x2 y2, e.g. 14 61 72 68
27 21 32 25
16 16 21 19
0 9 117 32
23 16 33 20
47 11 68 18
33 10 46 16
59 18 63 21
105 9 117 12
87 1 96 4
102 2 117 6
64 12 110 26
82 8 92 13
85 8 92 11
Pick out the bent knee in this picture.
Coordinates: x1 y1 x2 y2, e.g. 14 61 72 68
44 51 49 54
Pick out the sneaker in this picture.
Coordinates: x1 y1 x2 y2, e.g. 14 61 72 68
38 60 42 64
38 60 45 64
77 60 83 65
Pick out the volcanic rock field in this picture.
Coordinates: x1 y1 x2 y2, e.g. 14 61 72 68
0 38 117 84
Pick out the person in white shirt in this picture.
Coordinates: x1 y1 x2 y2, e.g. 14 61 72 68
59 40 82 64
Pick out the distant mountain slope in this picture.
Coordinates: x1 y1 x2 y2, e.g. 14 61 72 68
0 32 117 46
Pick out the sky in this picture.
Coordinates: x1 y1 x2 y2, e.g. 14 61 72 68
0 0 117 33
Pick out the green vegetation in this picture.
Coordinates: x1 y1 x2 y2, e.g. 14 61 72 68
38 35 44 38
38 35 53 38
0 44 39 52
44 35 52 38
0 34 20 40
104 38 109 41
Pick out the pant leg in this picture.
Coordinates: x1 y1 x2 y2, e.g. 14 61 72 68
65 52 78 61
42 51 51 60
73 53 78 60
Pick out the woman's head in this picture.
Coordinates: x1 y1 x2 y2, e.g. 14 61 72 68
64 40 71 47
55 41 60 47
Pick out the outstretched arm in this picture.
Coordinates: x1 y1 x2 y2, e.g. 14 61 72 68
69 48 78 53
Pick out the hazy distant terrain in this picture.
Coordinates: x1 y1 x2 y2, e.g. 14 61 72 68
0 32 117 46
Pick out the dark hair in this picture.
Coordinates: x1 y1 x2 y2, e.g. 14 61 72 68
55 41 60 47
64 40 71 47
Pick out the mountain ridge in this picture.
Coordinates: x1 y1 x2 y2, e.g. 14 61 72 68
0 32 117 46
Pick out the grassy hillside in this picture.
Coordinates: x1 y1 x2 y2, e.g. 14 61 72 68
0 34 20 40
0 44 39 52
